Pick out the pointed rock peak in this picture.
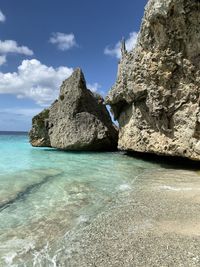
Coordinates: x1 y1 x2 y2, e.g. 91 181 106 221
73 68 87 88
60 68 87 95
71 67 85 80
70 68 86 85
73 67 83 75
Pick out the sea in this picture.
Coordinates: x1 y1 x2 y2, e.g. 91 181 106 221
0 131 199 266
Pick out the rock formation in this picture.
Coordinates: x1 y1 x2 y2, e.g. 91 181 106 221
106 0 200 160
29 68 118 151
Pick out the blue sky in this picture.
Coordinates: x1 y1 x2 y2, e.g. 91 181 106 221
0 0 147 131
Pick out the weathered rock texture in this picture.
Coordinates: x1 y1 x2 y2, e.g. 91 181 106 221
29 69 118 151
106 0 200 160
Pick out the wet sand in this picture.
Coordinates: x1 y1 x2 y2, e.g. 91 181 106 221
56 168 200 267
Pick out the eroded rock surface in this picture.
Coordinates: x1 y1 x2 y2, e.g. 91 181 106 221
106 0 200 160
30 68 118 150
29 109 50 147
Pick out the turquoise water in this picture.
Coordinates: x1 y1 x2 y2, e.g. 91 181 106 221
0 133 159 266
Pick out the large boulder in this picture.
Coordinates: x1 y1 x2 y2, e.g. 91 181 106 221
29 68 118 151
106 0 200 160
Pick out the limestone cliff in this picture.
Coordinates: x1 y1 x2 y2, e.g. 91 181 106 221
106 0 200 160
30 68 118 151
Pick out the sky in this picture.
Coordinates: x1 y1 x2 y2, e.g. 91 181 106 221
0 0 148 131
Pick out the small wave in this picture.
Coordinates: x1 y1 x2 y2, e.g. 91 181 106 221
118 184 131 191
76 215 89 225
32 242 58 267
158 185 193 191
2 252 17 266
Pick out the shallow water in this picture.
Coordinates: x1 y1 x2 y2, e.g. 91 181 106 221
0 133 200 267
0 133 160 266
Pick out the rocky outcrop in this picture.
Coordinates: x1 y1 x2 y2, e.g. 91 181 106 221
30 68 118 151
29 109 50 147
106 0 200 160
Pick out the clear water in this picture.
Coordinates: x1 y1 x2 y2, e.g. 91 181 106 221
0 133 159 266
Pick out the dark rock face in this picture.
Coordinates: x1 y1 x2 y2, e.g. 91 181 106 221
29 68 118 151
29 109 50 147
106 0 200 160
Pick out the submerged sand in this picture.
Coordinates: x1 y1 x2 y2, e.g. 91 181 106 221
55 168 200 267
2 163 200 266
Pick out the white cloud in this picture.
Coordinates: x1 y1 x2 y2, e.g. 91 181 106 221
0 10 6 22
87 82 101 93
49 32 77 51
0 40 33 55
104 32 138 59
87 82 106 97
0 40 33 66
0 59 73 106
0 55 6 66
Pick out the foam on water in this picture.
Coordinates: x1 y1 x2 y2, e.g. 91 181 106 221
158 185 194 191
118 183 132 191
0 133 158 266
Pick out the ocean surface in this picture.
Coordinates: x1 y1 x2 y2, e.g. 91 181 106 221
0 132 199 266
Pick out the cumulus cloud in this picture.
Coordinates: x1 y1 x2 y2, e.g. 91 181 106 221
0 10 6 22
0 40 33 66
104 32 138 59
87 82 106 97
87 82 101 93
0 59 73 106
0 40 33 55
49 32 77 51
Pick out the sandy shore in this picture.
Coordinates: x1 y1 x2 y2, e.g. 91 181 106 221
57 168 200 267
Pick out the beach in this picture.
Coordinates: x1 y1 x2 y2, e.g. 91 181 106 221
59 168 200 267
0 133 200 266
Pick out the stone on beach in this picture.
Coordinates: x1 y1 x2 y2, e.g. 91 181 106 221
29 68 118 151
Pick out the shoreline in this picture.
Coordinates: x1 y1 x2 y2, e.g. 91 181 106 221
55 168 200 266
1 134 200 266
